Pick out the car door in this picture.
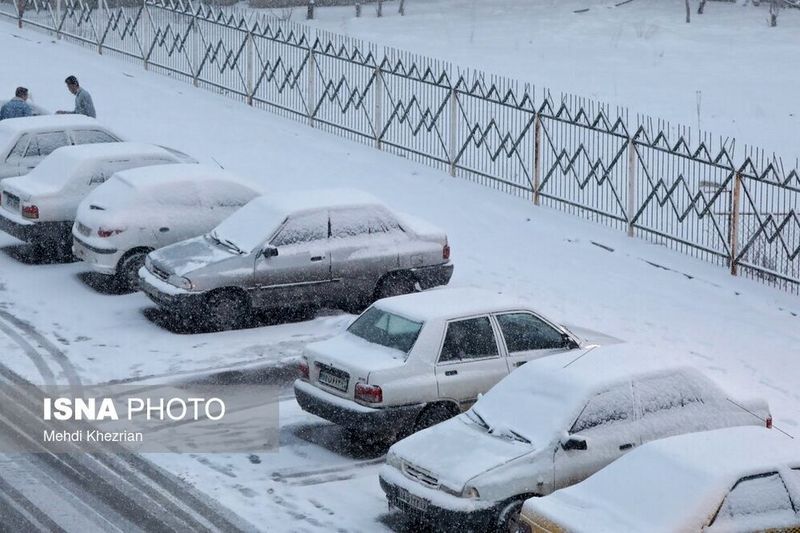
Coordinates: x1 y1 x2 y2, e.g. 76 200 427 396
434 315 509 409
494 311 574 372
704 472 799 532
553 383 639 490
633 372 710 444
251 209 332 309
21 131 71 173
328 207 402 298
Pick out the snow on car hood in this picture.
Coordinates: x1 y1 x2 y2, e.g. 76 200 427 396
562 324 624 346
305 331 408 375
149 235 241 277
391 415 533 492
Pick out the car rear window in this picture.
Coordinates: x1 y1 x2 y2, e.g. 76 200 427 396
347 307 423 355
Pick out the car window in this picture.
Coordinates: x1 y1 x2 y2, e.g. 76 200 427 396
636 373 705 417
347 307 423 355
6 134 30 162
330 207 401 238
439 317 499 363
496 312 565 352
272 210 329 247
710 473 796 529
25 131 70 158
71 129 118 144
571 385 634 433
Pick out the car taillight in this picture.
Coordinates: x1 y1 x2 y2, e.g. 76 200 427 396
22 205 39 219
355 383 382 404
442 243 450 261
97 228 125 238
766 415 773 429
299 358 309 380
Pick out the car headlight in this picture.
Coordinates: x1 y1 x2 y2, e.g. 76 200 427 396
462 485 480 499
385 450 402 469
168 274 194 290
144 255 152 271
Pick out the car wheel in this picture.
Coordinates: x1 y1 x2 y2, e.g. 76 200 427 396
496 498 525 533
117 251 148 292
375 274 416 300
412 404 455 434
206 291 250 331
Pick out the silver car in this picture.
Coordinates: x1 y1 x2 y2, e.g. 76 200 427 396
139 190 454 330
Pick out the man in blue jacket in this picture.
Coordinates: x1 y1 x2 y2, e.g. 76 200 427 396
0 87 32 120
56 75 96 118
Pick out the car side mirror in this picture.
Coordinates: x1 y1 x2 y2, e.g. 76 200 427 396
561 436 588 451
261 245 278 259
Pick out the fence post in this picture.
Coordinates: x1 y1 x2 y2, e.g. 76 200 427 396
306 0 314 20
728 172 742 276
355 2 360 17
373 65 383 149
533 113 541 205
377 0 382 17
56 0 62 39
399 0 404 16
192 14 199 87
16 0 23 29
448 87 458 177
246 30 254 106
142 0 149 71
97 0 105 55
627 138 636 237
307 48 316 127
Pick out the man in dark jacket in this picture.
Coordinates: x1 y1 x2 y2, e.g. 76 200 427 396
0 87 32 120
56 75 96 118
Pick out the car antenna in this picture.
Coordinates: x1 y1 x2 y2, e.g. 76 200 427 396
725 398 795 439
211 157 224 169
562 344 599 368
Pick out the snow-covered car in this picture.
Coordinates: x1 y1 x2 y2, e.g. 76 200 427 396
294 287 612 439
0 115 122 179
518 426 797 533
0 142 195 251
139 190 453 330
378 344 772 532
72 164 259 290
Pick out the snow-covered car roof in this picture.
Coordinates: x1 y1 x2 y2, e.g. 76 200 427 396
0 113 105 134
112 163 255 192
245 188 385 216
373 287 531 322
524 426 800 533
41 142 183 168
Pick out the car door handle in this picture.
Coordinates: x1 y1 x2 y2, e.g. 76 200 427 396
444 370 458 376
159 227 169 233
310 256 325 262
619 443 634 450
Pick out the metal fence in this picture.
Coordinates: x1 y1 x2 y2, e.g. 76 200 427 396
2 0 798 293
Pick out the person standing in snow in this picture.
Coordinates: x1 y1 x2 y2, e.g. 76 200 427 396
0 87 32 120
56 76 96 118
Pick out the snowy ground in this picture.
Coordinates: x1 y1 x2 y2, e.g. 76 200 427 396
1 16 799 532
282 0 800 163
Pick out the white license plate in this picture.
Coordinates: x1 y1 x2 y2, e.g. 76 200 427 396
396 487 428 512
318 370 347 392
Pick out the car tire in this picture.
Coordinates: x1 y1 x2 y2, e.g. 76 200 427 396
412 403 456 434
375 273 416 301
206 291 250 332
496 498 525 533
116 251 148 292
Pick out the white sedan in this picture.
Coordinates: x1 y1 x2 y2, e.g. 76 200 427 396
294 287 613 438
379 344 772 532
0 142 194 252
72 164 261 290
518 426 798 533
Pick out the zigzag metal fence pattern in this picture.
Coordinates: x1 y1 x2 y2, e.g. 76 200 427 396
2 0 798 293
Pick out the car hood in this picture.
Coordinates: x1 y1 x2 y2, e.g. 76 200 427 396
562 324 624 346
149 235 242 277
391 415 533 493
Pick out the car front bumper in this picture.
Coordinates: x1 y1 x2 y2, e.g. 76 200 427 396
0 210 72 245
72 234 121 275
411 262 454 290
293 379 423 434
138 267 207 313
379 465 498 531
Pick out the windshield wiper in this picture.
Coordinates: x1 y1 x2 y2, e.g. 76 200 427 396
209 231 244 254
468 409 489 430
506 429 531 444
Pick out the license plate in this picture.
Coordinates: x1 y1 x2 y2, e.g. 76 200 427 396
395 487 428 512
317 370 348 392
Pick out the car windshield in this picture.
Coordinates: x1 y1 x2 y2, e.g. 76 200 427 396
347 307 423 355
0 129 16 155
209 198 281 254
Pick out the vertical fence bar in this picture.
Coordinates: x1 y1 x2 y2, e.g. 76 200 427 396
97 0 104 55
307 48 316 127
533 112 541 205
627 138 637 237
246 29 254 106
56 0 61 39
448 86 457 177
729 171 742 275
191 14 199 87
373 65 383 149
